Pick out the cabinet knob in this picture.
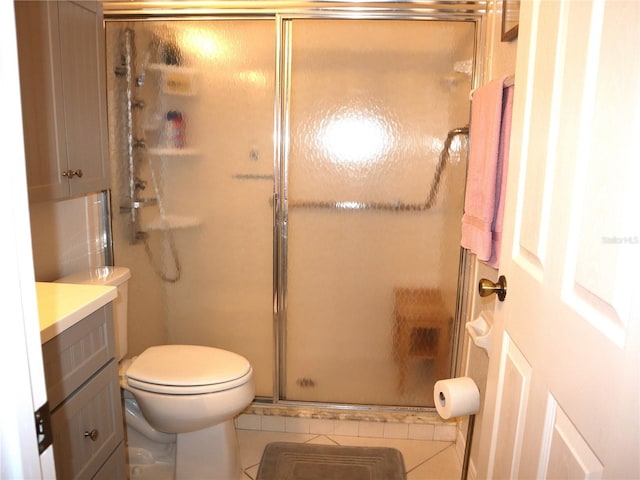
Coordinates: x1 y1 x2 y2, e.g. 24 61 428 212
83 429 99 442
62 169 83 179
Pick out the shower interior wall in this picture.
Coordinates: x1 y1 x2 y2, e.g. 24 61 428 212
105 17 475 406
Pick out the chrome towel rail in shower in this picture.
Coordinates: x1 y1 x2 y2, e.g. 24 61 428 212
289 199 441 212
232 174 273 180
287 125 469 212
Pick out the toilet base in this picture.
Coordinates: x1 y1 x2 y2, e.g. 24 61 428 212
175 419 241 480
128 446 175 480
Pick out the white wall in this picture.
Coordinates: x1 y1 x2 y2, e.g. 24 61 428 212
30 192 106 282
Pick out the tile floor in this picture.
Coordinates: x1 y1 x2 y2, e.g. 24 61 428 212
237 428 462 480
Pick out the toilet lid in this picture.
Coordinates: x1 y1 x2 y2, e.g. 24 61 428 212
126 345 252 395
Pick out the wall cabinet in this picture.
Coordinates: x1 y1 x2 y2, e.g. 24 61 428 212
41 303 126 479
15 1 110 202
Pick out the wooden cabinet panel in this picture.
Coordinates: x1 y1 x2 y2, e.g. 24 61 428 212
14 1 68 201
15 1 110 202
42 303 115 410
57 1 110 198
92 442 128 480
50 361 123 480
41 300 125 478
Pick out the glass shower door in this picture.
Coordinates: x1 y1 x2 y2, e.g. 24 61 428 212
105 19 276 398
282 18 474 407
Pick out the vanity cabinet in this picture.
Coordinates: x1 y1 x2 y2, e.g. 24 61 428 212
41 303 126 479
14 1 110 202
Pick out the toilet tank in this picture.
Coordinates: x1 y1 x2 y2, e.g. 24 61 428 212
55 267 131 361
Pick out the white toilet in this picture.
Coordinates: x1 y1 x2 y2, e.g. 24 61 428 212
56 266 255 480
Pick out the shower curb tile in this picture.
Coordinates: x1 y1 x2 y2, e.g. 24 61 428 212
358 421 384 438
309 418 335 435
285 417 310 433
383 422 409 439
261 415 285 432
236 414 262 431
408 423 435 440
433 424 457 441
333 420 360 436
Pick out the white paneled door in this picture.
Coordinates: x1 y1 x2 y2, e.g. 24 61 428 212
476 1 640 479
1 1 53 478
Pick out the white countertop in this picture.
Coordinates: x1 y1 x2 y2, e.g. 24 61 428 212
37 282 117 344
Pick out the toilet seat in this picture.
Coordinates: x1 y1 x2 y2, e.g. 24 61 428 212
126 345 252 395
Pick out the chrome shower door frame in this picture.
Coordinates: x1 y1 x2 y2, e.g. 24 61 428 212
103 2 484 413
273 10 483 411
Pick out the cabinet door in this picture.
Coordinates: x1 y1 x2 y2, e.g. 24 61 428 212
50 361 124 480
15 1 69 201
57 1 110 197
15 1 110 202
92 442 127 480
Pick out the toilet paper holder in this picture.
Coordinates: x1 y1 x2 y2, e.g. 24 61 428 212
433 377 480 480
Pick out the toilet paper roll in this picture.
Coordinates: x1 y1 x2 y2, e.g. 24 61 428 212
433 377 480 419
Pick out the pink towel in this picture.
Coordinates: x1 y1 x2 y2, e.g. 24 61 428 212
487 84 514 268
461 76 514 268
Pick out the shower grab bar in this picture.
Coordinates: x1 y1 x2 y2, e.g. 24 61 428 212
232 174 273 180
424 125 469 208
289 199 438 212
288 125 469 212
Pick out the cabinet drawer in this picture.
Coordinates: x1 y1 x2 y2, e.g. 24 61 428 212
51 360 124 480
42 303 115 409
92 441 127 480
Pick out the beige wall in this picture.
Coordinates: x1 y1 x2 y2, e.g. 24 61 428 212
482 0 519 82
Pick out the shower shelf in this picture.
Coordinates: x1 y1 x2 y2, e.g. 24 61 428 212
147 147 199 157
147 63 197 75
143 215 201 231
147 63 198 96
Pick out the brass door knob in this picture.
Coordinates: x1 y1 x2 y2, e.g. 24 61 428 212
478 275 507 301
84 429 99 442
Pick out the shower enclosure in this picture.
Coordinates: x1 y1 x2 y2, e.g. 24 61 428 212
105 6 478 410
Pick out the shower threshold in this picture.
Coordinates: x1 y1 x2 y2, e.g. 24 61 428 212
246 399 445 425
238 400 457 443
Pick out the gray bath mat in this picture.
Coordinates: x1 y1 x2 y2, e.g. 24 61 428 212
256 441 407 480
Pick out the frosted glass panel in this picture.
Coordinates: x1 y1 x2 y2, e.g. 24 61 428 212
106 16 475 407
285 19 473 406
105 20 276 397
